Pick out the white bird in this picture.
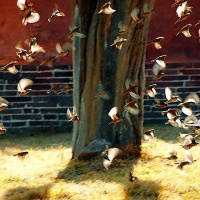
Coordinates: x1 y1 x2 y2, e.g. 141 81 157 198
17 78 33 96
98 2 116 15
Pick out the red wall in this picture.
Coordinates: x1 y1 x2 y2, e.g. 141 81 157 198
147 0 200 63
0 0 71 65
0 0 199 65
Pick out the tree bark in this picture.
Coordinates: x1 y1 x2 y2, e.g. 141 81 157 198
71 0 155 158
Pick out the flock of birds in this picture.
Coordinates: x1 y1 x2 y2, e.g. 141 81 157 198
0 0 199 179
0 1 78 158
95 0 200 178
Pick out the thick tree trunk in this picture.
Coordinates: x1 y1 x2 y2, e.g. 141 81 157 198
71 0 155 158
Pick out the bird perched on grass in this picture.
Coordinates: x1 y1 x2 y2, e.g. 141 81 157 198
13 151 28 160
48 3 65 22
17 78 33 96
129 171 138 182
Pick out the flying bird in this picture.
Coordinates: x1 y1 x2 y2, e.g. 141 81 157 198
124 101 139 115
145 84 157 98
17 78 33 96
16 43 35 62
123 79 140 99
154 98 167 109
147 37 164 50
162 108 180 120
95 91 111 100
151 55 167 68
131 3 154 24
175 149 195 174
179 93 200 116
58 85 72 94
152 62 165 80
40 56 57 68
28 37 45 54
22 10 40 26
171 0 187 8
0 97 9 112
167 144 178 160
176 24 192 37
143 129 154 141
46 84 62 94
102 145 122 170
66 106 79 122
55 43 70 58
118 21 128 35
0 123 6 135
48 3 65 22
0 61 18 74
108 107 123 124
98 2 116 14
179 133 199 149
110 36 127 50
67 26 86 40
165 87 182 104
17 0 33 15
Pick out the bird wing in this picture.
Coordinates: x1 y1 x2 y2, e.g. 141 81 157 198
165 87 172 100
17 78 33 92
108 107 118 120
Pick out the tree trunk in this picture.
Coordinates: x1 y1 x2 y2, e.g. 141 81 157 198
71 0 155 158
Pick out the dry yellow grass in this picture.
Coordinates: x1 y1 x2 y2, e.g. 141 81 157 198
0 126 200 200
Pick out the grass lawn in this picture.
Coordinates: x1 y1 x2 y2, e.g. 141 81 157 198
0 125 200 200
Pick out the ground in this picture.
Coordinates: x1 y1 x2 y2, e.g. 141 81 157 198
0 125 200 200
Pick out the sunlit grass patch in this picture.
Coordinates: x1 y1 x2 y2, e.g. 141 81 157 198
1 126 200 199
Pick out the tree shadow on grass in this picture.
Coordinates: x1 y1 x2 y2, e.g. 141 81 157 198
2 183 72 200
54 157 160 200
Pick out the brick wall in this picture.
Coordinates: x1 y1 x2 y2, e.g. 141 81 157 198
1 62 200 134
144 62 200 125
0 64 73 135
